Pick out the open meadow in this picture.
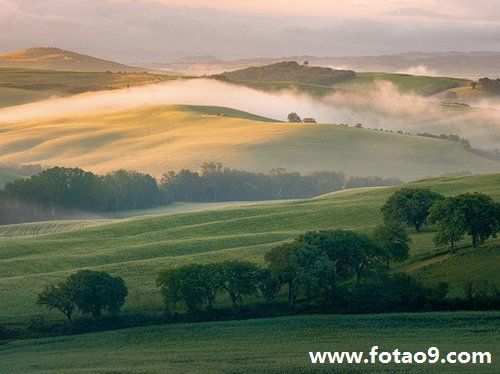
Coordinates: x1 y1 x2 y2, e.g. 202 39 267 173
0 105 498 181
0 312 498 373
1 4 500 373
0 174 498 324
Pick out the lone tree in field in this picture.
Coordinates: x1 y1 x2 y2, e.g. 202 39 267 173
381 188 444 233
37 281 77 322
373 222 411 265
430 193 499 250
68 270 128 321
287 112 302 122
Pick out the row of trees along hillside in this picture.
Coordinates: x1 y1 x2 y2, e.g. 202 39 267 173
160 162 401 202
0 163 402 224
3 188 497 340
213 61 355 86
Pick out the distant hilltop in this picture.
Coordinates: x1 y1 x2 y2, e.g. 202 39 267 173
0 47 145 72
213 61 355 86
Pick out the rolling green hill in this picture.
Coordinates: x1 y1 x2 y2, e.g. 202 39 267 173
0 173 498 323
216 61 355 86
0 311 498 373
0 47 143 72
0 105 498 181
0 68 178 109
216 61 469 96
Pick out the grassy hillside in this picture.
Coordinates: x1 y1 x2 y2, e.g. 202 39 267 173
337 72 468 95
217 61 355 86
0 174 498 323
217 62 469 96
0 47 143 72
0 68 177 109
0 311 498 373
0 105 498 181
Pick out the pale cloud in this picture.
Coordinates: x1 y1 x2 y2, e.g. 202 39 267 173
151 0 500 21
0 0 499 60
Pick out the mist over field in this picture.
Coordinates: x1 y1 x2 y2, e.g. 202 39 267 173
1 78 499 149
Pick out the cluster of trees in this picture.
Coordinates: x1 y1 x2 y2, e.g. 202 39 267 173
0 167 164 224
155 227 417 314
478 77 500 95
0 164 404 225
161 162 401 202
286 113 317 123
382 188 499 251
214 61 355 86
30 187 499 334
37 270 128 322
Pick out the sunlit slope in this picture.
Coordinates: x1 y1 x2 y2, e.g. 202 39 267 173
0 174 498 322
0 105 498 181
0 312 498 373
0 48 143 72
0 68 177 109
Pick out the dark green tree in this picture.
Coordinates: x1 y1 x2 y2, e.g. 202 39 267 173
218 262 261 308
457 193 499 248
373 222 411 265
428 197 467 252
37 281 77 322
68 270 128 321
156 265 210 312
430 193 499 249
258 268 280 302
265 241 336 304
381 188 444 232
299 230 386 281
287 112 302 122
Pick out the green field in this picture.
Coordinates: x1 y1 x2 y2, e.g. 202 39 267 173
0 174 498 324
1 105 498 181
0 68 178 109
225 71 469 97
0 312 498 373
337 72 469 96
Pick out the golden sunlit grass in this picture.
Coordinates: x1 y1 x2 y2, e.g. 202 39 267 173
1 105 499 181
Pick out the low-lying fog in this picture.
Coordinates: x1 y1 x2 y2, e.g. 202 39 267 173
0 78 499 149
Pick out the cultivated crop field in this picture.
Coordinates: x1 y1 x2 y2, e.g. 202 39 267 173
0 105 498 181
0 312 498 373
0 174 498 323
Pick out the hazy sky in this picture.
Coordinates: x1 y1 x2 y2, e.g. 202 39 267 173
1 0 499 61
